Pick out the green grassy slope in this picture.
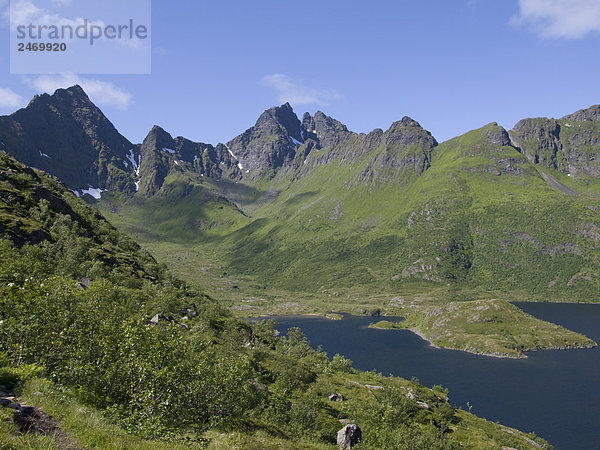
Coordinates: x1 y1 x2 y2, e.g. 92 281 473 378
173 122 600 301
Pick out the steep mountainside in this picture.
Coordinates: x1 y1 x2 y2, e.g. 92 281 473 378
510 105 600 179
0 151 160 282
0 86 139 196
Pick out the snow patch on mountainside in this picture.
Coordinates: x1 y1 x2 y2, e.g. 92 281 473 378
82 186 104 199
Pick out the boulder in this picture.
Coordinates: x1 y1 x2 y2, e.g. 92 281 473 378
149 313 162 325
337 423 362 449
149 313 174 325
329 393 343 402
76 277 92 289
416 401 431 410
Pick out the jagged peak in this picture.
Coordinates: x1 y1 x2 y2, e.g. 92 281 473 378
386 116 424 132
26 93 49 107
51 85 93 105
26 84 92 109
384 116 437 148
312 111 349 133
59 84 88 97
256 103 297 126
149 124 169 134
255 103 303 141
142 125 175 149
302 112 315 132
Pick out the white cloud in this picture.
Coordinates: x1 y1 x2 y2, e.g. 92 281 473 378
261 73 341 106
8 1 146 54
512 0 600 38
26 74 132 109
0 88 25 109
8 0 104 32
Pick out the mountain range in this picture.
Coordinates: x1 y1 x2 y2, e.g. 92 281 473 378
1 85 600 302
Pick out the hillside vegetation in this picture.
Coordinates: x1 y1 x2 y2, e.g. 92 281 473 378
0 153 552 448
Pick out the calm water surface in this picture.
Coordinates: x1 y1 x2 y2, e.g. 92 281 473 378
272 303 600 450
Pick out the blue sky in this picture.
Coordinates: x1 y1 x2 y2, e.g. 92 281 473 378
0 0 600 145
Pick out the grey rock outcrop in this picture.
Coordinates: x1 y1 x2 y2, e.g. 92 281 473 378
509 105 600 178
337 423 362 449
227 103 302 177
136 125 241 197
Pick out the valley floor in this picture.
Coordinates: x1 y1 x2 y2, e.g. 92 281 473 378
126 240 597 360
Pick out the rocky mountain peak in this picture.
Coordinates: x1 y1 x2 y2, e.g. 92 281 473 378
313 111 348 133
25 85 94 115
0 85 136 194
400 116 421 127
308 111 350 148
27 85 95 114
144 125 174 146
384 117 438 148
302 112 315 132
136 126 178 197
483 123 512 147
56 84 89 100
255 103 303 142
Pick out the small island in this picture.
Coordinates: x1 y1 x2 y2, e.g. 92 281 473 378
369 319 404 330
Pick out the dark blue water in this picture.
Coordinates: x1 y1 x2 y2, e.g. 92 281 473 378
272 303 600 450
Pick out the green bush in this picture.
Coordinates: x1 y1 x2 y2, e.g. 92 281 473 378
0 364 43 389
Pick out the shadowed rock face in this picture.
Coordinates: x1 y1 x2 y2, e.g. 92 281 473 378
0 85 138 194
256 102 304 143
226 103 303 177
137 126 174 197
310 111 350 148
509 118 562 167
136 126 241 197
509 105 600 178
